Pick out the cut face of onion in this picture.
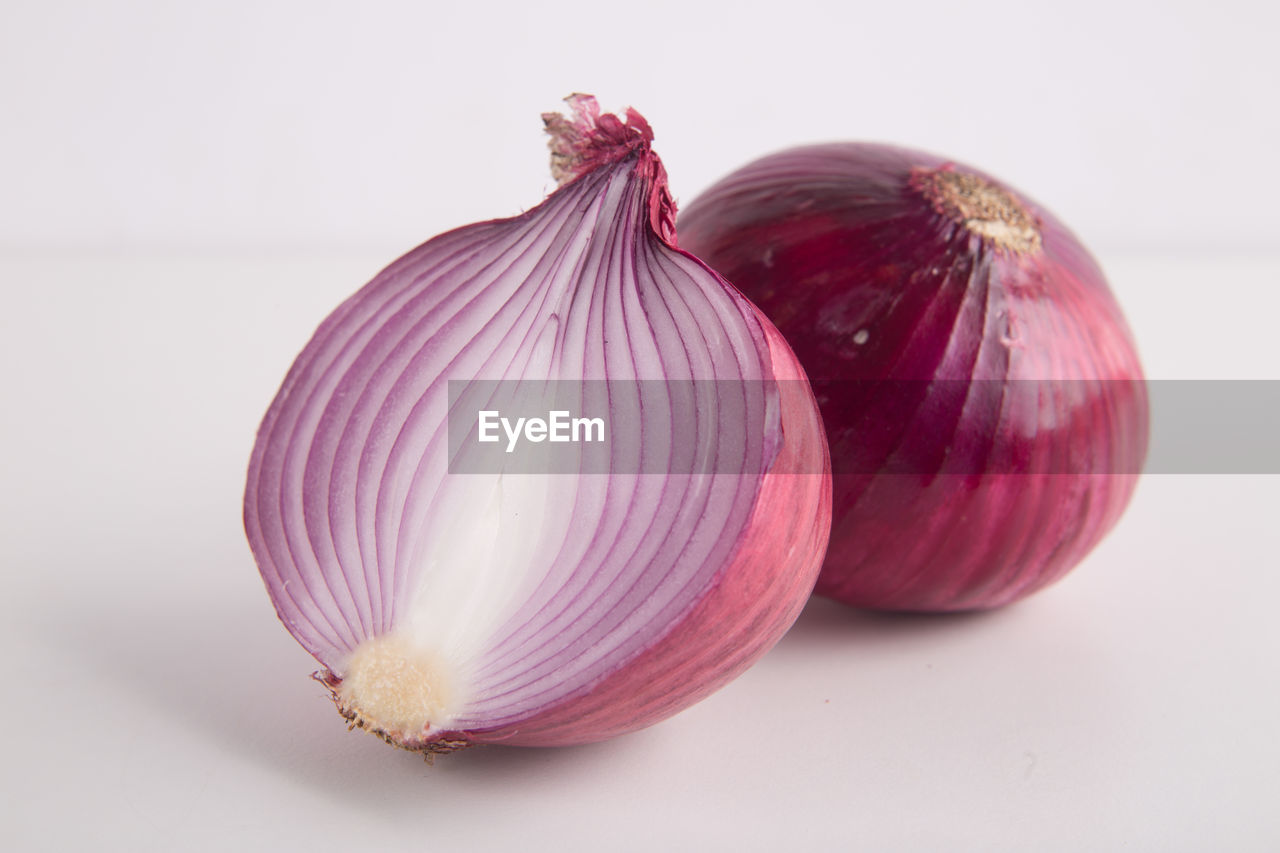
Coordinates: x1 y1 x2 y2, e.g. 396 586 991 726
679 142 1148 612
243 96 831 752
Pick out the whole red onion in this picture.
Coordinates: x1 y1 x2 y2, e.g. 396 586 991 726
678 143 1148 611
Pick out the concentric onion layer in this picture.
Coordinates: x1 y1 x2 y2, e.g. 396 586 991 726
679 142 1148 611
244 106 831 748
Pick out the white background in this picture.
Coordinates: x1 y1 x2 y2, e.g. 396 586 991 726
3 0 1278 254
2 2 1278 851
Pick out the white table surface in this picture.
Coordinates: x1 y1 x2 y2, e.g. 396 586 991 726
2 250 1276 851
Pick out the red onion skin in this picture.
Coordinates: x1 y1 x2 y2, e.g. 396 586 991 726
678 143 1149 612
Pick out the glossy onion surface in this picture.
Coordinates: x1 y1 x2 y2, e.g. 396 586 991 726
679 142 1148 611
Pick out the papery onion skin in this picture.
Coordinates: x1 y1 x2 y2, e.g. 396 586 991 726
243 97 831 752
678 143 1148 612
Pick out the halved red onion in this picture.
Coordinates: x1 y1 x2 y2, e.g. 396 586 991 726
679 143 1148 611
243 97 831 752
